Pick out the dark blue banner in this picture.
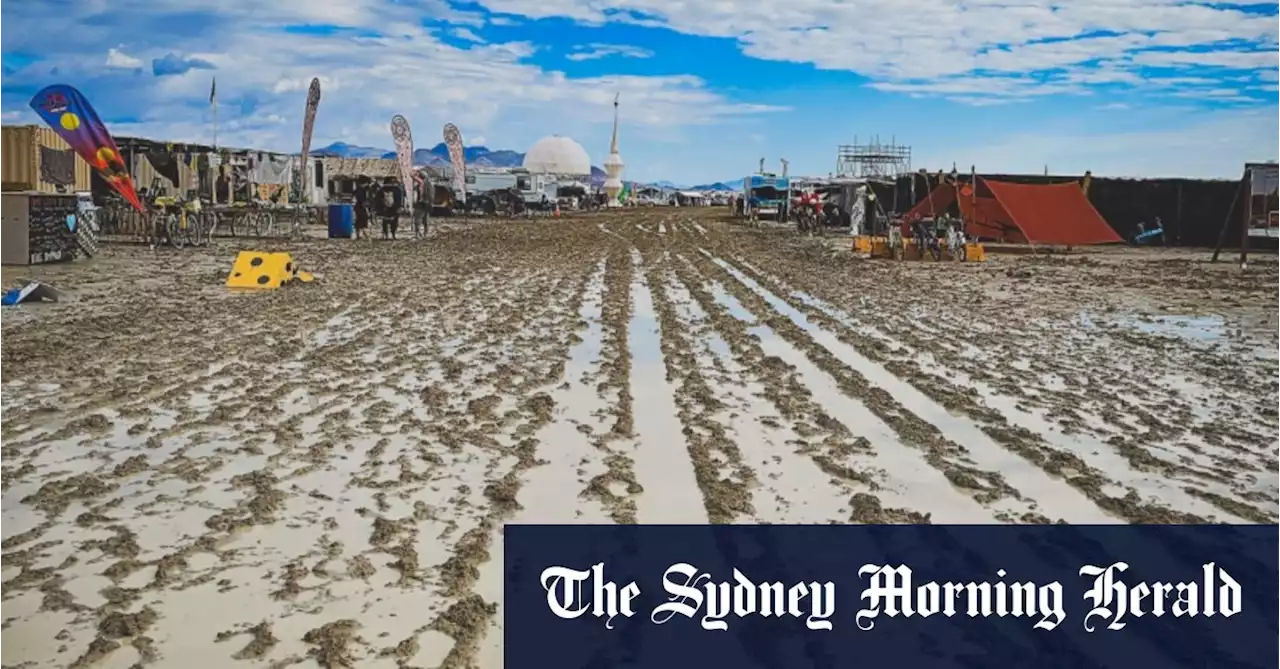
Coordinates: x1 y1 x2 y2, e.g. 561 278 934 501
505 525 1277 669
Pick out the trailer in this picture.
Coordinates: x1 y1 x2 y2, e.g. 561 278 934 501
744 174 790 221
456 168 562 216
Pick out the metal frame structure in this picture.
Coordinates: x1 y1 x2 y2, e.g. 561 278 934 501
1212 161 1279 268
836 137 912 180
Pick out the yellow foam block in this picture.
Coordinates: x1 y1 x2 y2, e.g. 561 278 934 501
852 235 873 254
226 251 300 289
964 243 986 262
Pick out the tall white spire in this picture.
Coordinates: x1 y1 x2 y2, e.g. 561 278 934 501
603 92 625 207
609 92 620 155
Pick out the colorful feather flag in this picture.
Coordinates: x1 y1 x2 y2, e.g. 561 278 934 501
390 115 414 210
443 123 466 204
29 84 144 212
298 78 322 203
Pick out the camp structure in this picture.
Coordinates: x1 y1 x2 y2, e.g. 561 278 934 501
98 137 324 206
905 176 1122 246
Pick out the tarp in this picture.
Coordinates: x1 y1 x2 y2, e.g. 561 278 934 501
982 178 1122 245
902 183 956 221
956 183 1020 241
905 177 1121 245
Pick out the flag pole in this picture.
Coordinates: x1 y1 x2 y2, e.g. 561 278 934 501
211 77 218 150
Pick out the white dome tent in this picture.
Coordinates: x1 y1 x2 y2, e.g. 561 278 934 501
523 135 592 176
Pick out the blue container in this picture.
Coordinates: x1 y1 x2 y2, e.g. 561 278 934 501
327 203 355 239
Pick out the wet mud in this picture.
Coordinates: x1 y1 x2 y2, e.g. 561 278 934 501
2 210 1275 667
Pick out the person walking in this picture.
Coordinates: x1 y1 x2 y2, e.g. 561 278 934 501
412 172 432 239
376 179 403 240
353 177 372 240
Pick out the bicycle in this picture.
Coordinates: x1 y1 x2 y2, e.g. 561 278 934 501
252 202 276 237
149 194 184 249
795 207 819 236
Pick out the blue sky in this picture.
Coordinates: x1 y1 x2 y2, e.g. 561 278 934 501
2 0 1277 184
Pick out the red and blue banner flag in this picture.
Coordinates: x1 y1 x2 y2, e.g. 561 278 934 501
29 84 144 213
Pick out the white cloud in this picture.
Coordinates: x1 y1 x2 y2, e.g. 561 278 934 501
1 0 783 156
474 0 1279 100
469 135 488 146
452 27 486 43
566 43 655 61
105 47 143 69
5 0 1275 183
1130 49 1278 69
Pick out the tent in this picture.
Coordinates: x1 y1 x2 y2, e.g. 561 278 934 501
905 177 1122 245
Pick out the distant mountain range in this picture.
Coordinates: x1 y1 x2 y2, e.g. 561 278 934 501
312 141 742 190
313 141 606 179
650 179 741 192
313 141 526 168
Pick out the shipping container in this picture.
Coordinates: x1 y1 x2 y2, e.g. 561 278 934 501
1 125 94 194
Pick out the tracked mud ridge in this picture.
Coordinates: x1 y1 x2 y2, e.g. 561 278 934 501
676 247 1040 522
1 223 607 669
716 238 1277 524
3 211 1275 668
631 229 754 523
579 244 644 523
649 241 928 524
420 258 598 669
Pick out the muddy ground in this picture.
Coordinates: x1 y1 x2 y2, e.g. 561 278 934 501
2 209 1276 668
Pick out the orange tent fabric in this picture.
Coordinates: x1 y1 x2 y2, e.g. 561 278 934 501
902 183 956 221
956 186 1019 241
982 179 1122 245
903 177 1121 245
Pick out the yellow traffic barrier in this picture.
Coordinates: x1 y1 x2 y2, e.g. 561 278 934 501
864 238 985 262
964 243 986 262
226 251 314 289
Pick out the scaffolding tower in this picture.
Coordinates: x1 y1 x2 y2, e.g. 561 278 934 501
836 136 912 180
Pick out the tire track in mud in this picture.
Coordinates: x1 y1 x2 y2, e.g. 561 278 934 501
677 244 1064 524
578 243 644 524
0 232 600 669
619 222 931 524
510 259 614 525
714 251 1248 524
624 246 709 524
629 229 751 524
659 268 860 522
728 259 1271 523
425 261 597 669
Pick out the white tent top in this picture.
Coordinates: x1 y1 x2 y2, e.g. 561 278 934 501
523 135 592 176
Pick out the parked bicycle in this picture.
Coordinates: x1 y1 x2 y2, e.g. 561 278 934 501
148 192 220 248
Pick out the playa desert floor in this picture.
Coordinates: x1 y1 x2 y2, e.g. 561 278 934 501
2 209 1276 668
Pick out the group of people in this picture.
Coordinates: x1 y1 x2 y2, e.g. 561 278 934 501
350 175 433 240
893 212 966 260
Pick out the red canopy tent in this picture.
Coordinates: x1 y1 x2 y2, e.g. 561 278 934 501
904 177 1122 246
